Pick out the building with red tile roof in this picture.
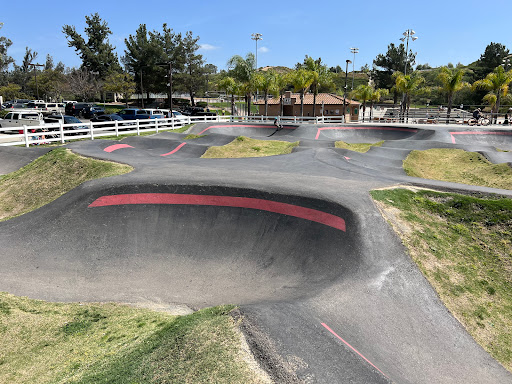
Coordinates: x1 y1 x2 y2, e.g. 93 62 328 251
254 91 360 120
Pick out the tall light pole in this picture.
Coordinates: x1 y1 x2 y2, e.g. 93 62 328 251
350 47 358 90
251 33 263 71
343 59 352 119
251 33 262 102
399 29 418 121
400 29 418 76
28 63 44 100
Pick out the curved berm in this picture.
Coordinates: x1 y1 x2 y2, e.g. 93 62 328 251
0 184 355 307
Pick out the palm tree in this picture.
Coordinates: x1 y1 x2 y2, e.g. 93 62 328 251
275 72 291 116
253 70 277 116
437 67 468 123
303 57 333 116
350 84 373 122
393 71 425 122
290 68 314 116
369 88 389 121
227 53 256 115
473 65 512 124
218 76 238 116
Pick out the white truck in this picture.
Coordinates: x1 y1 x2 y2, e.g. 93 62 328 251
0 111 46 133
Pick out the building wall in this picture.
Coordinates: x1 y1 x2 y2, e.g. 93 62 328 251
257 103 359 120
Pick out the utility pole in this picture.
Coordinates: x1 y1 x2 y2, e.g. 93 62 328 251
251 33 262 102
28 63 44 100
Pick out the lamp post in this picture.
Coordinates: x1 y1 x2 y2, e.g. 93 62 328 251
350 47 358 90
251 33 262 71
28 63 44 100
400 29 418 76
343 59 352 119
399 29 418 121
251 33 262 102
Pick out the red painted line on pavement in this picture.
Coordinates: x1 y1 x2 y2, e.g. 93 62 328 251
198 125 294 135
321 323 388 379
88 193 346 231
160 142 187 156
450 131 512 144
315 126 417 140
104 144 134 152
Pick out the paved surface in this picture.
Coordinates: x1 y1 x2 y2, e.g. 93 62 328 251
1 122 511 383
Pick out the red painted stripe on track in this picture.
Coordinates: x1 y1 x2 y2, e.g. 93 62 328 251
321 323 388 378
160 142 187 156
104 144 134 152
88 193 346 231
315 126 418 140
198 125 294 135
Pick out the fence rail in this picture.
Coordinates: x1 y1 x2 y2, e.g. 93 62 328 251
0 115 349 147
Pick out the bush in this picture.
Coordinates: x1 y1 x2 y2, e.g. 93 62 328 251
0 110 9 118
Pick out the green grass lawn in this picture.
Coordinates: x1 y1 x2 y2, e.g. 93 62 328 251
0 294 266 383
403 148 512 190
335 140 384 153
0 148 132 221
371 188 512 372
201 136 299 158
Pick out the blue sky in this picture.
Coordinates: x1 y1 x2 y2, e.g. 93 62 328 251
2 0 512 72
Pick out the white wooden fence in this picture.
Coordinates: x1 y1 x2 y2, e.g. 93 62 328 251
0 115 347 147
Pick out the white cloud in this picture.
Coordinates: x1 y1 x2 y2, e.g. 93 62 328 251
258 46 269 53
199 44 219 51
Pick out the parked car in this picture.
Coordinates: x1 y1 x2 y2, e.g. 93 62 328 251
117 108 165 120
65 102 94 117
91 114 129 129
0 111 45 133
180 106 216 117
44 114 88 135
159 109 189 123
82 106 105 119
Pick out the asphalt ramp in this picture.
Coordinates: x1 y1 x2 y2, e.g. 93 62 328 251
0 184 357 307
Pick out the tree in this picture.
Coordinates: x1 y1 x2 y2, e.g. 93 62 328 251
350 84 373 121
275 72 291 116
227 53 256 115
474 42 509 79
437 67 469 123
393 71 425 122
178 31 204 106
0 83 22 100
123 24 166 104
369 88 389 121
27 68 67 101
67 68 98 101
373 43 416 103
44 54 54 71
63 13 121 79
252 70 277 116
0 22 14 78
302 56 333 116
290 68 314 116
218 76 238 115
103 72 136 106
473 65 512 123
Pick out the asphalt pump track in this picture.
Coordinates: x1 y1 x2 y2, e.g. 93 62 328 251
1 122 512 383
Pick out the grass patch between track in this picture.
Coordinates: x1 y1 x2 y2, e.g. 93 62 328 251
371 188 512 372
202 136 299 158
0 148 132 221
403 148 512 190
0 294 267 383
334 140 384 153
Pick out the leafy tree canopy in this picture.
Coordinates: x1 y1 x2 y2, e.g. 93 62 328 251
63 13 121 79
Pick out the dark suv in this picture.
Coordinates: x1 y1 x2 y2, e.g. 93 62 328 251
65 102 93 117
